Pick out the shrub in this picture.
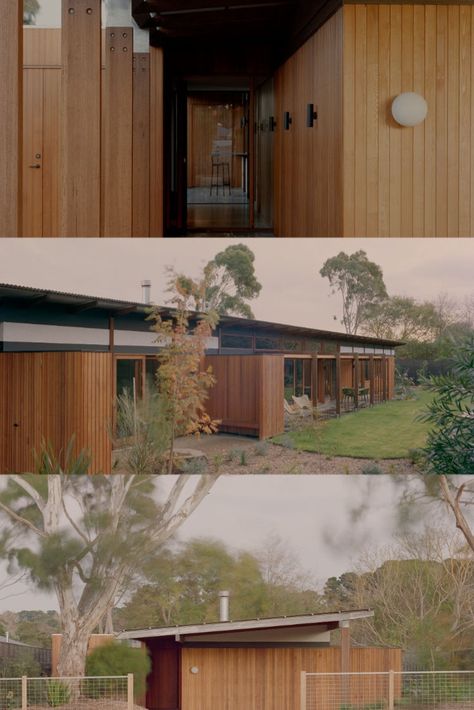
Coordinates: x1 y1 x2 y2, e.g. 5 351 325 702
361 463 384 475
46 680 71 707
254 441 269 457
85 641 151 698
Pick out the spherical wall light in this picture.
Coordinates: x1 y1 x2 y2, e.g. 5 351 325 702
391 92 428 127
190 667 199 674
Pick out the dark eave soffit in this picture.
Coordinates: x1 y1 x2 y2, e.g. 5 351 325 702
136 0 343 59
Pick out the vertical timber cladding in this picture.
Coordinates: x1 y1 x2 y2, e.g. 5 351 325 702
0 353 113 474
343 3 474 238
150 47 164 238
133 53 151 237
204 355 284 439
273 9 343 237
0 1 22 237
180 647 402 710
61 0 101 237
102 27 133 237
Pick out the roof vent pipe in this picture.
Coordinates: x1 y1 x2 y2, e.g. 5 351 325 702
141 280 151 304
218 590 230 622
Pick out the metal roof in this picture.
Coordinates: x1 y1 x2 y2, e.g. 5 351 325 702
118 609 374 640
0 283 402 347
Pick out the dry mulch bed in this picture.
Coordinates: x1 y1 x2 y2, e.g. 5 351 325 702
28 702 145 710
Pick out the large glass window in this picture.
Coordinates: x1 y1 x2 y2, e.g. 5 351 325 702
284 359 294 402
255 336 280 351
116 359 144 401
24 0 61 27
284 358 312 402
221 333 253 350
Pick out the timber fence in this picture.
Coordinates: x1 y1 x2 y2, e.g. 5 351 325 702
0 675 136 710
301 670 474 710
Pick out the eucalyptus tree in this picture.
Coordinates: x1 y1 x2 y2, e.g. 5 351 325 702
0 474 218 676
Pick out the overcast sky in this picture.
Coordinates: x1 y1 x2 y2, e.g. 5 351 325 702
0 239 473 332
0 475 452 614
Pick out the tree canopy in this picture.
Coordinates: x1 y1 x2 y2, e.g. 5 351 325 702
116 535 321 630
0 475 218 676
203 244 262 318
319 251 387 334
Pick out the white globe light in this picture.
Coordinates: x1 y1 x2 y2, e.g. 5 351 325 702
391 92 428 127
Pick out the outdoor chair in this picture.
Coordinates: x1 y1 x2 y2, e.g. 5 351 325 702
284 399 300 415
359 387 369 402
292 394 312 411
342 387 355 403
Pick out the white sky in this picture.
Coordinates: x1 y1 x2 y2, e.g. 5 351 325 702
0 239 473 333
0 475 450 613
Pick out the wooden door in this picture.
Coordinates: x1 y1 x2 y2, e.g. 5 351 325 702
23 69 44 237
22 68 61 237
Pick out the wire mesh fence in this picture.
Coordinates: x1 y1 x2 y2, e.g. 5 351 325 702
0 675 135 710
302 671 474 710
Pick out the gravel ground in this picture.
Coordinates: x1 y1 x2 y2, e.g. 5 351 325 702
171 434 417 474
113 434 417 474
28 703 145 710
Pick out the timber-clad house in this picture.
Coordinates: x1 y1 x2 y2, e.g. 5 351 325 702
0 283 400 473
117 609 402 710
2 1 474 238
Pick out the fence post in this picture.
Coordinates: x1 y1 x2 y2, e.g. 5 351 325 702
128 673 134 710
388 670 394 710
300 671 307 710
21 675 27 710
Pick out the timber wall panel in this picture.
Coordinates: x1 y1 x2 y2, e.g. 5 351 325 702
102 27 133 237
343 3 474 237
255 78 274 228
133 53 151 237
0 352 113 474
42 69 62 237
0 1 22 237
258 355 285 439
24 28 61 67
22 69 44 238
205 355 285 438
61 0 101 237
181 647 402 710
150 47 164 237
273 9 343 237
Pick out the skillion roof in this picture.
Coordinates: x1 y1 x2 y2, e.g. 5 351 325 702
118 609 374 641
0 283 402 347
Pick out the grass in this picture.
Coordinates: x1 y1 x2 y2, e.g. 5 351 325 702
273 389 433 459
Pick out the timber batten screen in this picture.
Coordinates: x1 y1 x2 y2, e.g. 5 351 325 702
0 352 113 474
204 354 284 439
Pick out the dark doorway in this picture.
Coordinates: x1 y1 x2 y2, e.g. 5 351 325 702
187 89 251 231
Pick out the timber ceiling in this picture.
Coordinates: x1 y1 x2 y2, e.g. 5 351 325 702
132 0 342 53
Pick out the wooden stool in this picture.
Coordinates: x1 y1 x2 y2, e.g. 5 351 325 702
210 153 231 196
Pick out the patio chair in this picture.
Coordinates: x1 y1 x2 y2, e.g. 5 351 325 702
342 387 355 403
292 394 312 411
284 399 299 415
359 387 369 403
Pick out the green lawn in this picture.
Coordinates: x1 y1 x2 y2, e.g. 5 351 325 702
274 389 433 459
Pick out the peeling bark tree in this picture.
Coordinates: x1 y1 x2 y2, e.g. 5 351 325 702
0 474 218 676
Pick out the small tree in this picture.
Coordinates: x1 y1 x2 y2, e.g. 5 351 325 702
86 641 151 697
420 338 474 474
319 250 387 334
149 274 219 474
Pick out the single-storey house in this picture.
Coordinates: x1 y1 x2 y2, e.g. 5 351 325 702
118 605 402 710
0 282 401 473
2 1 474 237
